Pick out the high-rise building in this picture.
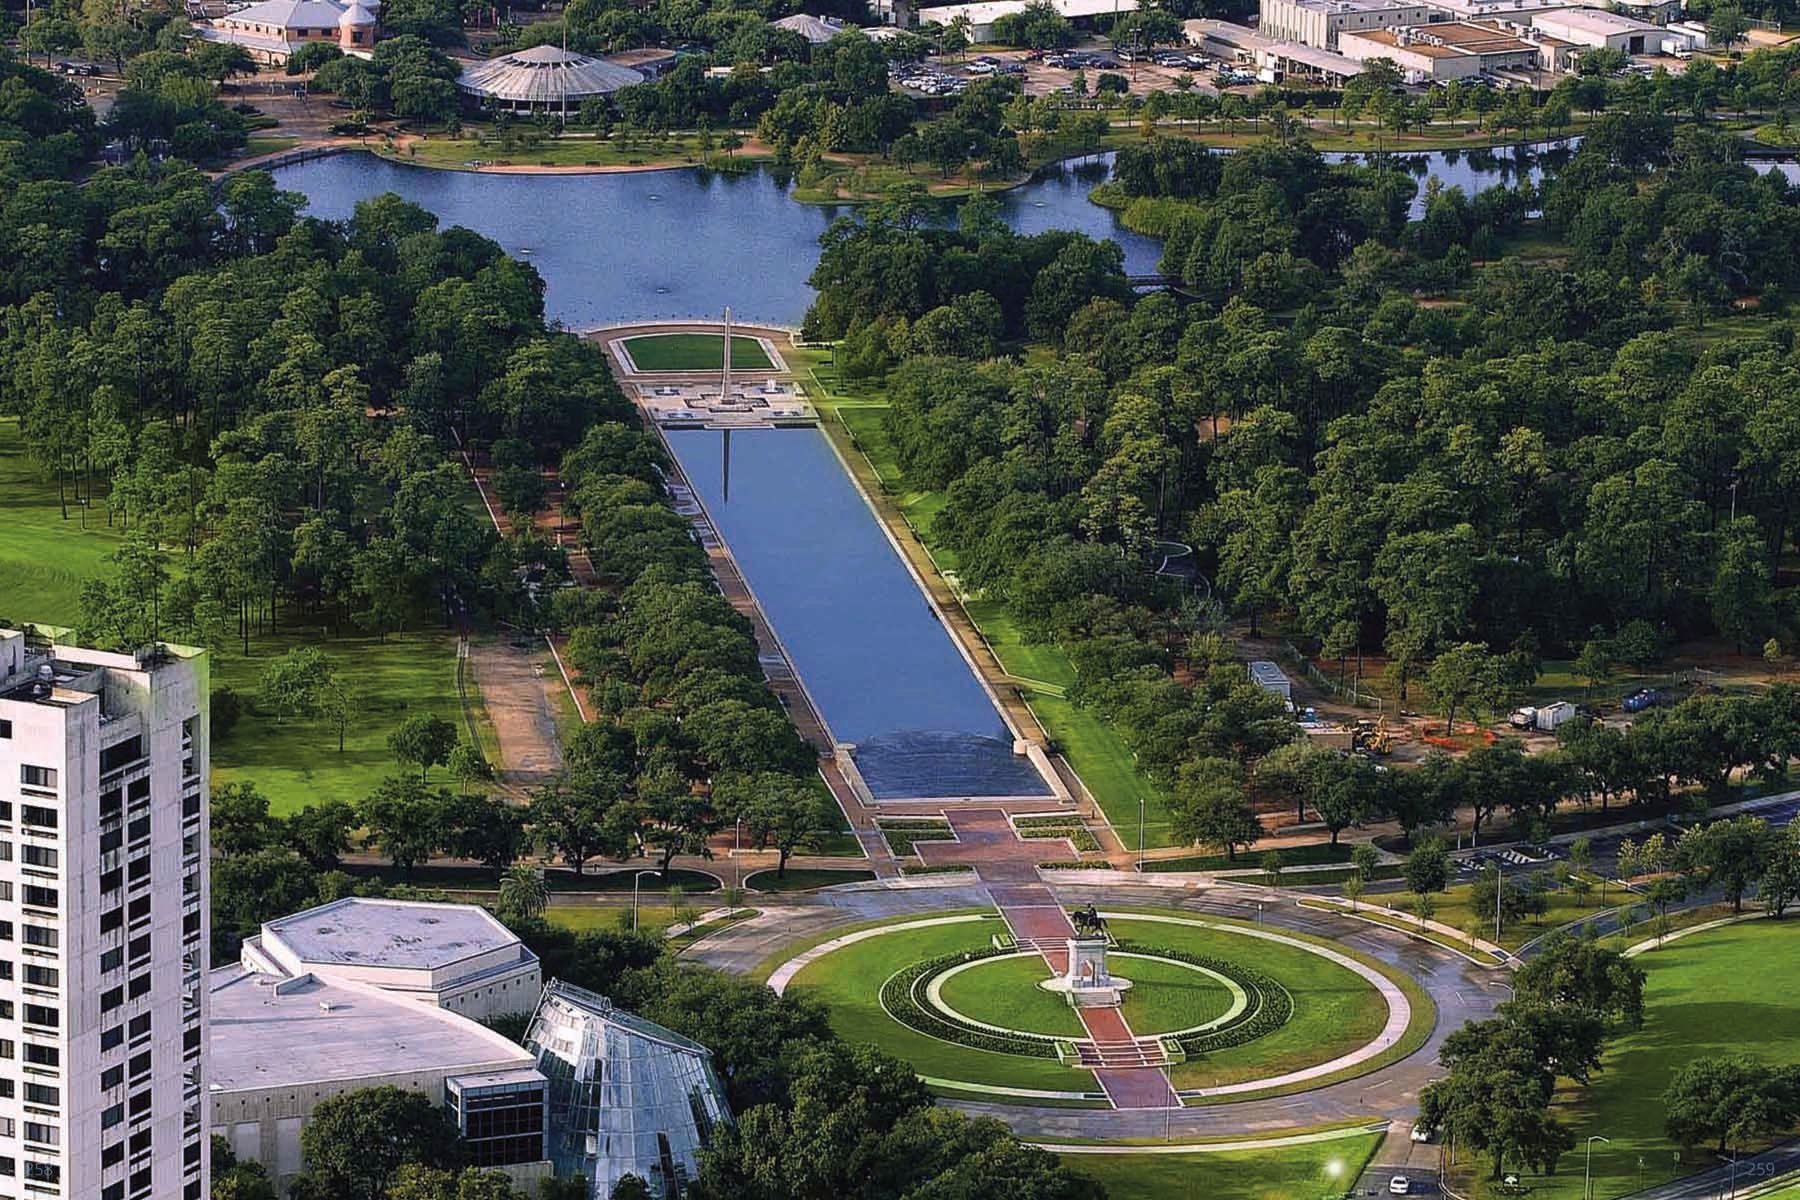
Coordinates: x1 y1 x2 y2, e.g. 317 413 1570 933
0 629 209 1200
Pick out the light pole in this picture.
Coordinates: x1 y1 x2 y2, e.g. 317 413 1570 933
631 869 660 932
1136 795 1145 872
733 818 743 917
1492 860 1504 947
1584 1134 1609 1200
1488 980 1515 1001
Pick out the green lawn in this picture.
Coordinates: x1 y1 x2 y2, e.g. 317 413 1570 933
786 916 1100 1094
1104 918 1391 1090
548 904 676 935
1066 1133 1385 1200
1034 693 1173 848
378 132 720 171
1377 878 1606 951
621 333 773 372
211 629 465 816
0 416 127 624
575 868 721 893
1116 954 1236 1035
745 868 875 892
936 954 1087 1038
1474 919 1800 1200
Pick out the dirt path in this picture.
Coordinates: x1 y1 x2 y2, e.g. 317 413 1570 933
467 635 564 794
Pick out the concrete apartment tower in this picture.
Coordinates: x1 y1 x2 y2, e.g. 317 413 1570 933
0 628 209 1200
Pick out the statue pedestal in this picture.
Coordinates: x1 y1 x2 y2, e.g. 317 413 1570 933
1038 936 1131 1008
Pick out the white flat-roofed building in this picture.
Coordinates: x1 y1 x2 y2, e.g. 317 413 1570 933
1263 39 1369 78
1529 5 1693 51
916 0 1140 42
245 896 541 1021
1184 17 1277 59
1339 19 1568 77
208 964 550 1195
1259 0 1445 49
0 629 211 1200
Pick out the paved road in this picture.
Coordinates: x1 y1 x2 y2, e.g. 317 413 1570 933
1628 1140 1800 1200
693 877 1503 1140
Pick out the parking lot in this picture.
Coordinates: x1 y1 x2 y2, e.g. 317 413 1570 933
892 42 1263 100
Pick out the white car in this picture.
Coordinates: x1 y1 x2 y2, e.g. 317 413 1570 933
1389 1178 1411 1196
1410 1125 1434 1143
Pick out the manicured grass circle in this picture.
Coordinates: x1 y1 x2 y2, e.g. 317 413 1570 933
933 954 1086 1038
1114 954 1239 1036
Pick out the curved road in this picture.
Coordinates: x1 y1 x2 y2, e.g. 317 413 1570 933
686 877 1503 1141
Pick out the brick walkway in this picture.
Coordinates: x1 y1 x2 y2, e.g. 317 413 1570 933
927 813 1181 1110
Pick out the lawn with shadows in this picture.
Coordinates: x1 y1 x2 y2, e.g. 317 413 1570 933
621 333 773 372
1066 1132 1384 1200
0 416 126 624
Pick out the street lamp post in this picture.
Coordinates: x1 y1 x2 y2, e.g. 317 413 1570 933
1137 795 1145 872
733 818 743 917
1584 1134 1610 1200
631 869 661 932
1492 860 1504 947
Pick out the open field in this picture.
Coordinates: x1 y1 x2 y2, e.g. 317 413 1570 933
0 417 127 624
620 332 774 372
1065 1132 1385 1200
1460 919 1800 1199
210 629 465 816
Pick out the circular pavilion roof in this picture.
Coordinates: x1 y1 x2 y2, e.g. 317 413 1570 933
457 45 645 104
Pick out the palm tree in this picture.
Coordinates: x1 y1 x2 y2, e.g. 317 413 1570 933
498 864 548 924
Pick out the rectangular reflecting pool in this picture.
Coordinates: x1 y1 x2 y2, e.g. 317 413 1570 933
664 426 1051 800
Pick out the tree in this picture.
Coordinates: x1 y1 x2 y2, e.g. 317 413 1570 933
1342 873 1365 911
1403 839 1450 900
713 772 837 878
1677 816 1775 913
448 743 495 791
1763 826 1800 919
1664 1056 1800 1156
1261 849 1285 888
389 714 459 781
359 776 450 872
1512 932 1647 1029
497 864 548 924
1168 758 1259 861
528 771 636 875
259 646 334 725
288 801 357 872
1424 641 1509 734
213 782 283 857
295 1086 463 1200
1706 6 1750 53
1352 843 1381 881
442 792 527 869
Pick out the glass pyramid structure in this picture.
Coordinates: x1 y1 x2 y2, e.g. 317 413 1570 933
523 979 731 1198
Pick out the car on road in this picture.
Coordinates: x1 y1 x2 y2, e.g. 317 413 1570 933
1389 1176 1412 1195
1410 1125 1434 1143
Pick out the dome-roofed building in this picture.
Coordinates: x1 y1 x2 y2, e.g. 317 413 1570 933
197 0 381 64
457 44 646 113
771 11 851 42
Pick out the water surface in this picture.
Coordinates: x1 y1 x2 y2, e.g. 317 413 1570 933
665 426 1050 800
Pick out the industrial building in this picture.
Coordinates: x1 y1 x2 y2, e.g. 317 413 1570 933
1528 6 1697 52
0 630 212 1200
1258 0 1447 51
1338 19 1572 79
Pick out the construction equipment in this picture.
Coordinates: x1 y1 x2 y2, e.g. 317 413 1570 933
1352 718 1393 756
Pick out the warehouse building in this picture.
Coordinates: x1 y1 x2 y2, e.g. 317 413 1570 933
1528 6 1697 51
1258 0 1446 50
1339 19 1572 79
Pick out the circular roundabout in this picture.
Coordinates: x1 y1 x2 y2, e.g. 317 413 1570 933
770 909 1433 1107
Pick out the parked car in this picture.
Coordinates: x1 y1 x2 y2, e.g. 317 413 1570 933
1389 1177 1411 1195
1410 1125 1435 1143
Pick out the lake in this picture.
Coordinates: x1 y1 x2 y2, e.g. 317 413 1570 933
666 426 1051 800
274 151 1163 327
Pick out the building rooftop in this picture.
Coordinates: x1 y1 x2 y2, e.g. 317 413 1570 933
1269 40 1368 72
208 965 533 1093
1288 0 1432 12
771 12 849 41
1531 5 1659 32
1350 27 1462 54
264 897 520 971
919 0 1139 26
1422 20 1535 49
1185 17 1278 49
221 0 352 26
457 44 645 103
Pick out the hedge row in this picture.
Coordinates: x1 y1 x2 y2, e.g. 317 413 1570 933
1112 940 1294 1055
880 951 1061 1060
